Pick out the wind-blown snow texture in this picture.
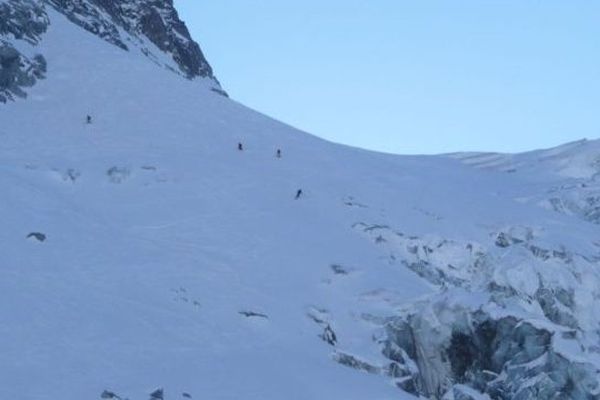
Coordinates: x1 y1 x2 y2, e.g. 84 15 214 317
2 3 600 400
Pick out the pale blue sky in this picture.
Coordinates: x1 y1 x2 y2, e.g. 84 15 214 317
175 1 600 154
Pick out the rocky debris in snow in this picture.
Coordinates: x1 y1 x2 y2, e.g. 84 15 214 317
239 310 268 319
100 390 124 399
26 231 46 242
494 229 573 263
210 86 228 96
181 393 192 399
320 324 337 346
45 0 220 82
401 258 470 288
307 306 339 345
306 306 329 324
333 352 381 375
534 285 578 329
330 263 349 275
494 232 512 248
353 222 392 233
149 388 164 400
354 222 490 289
107 166 130 183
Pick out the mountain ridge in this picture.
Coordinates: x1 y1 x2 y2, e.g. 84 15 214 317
0 0 223 103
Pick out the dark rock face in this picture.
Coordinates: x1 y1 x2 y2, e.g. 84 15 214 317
135 0 213 79
45 0 217 80
1 0 222 102
0 0 49 102
0 44 46 101
0 0 48 43
46 0 127 48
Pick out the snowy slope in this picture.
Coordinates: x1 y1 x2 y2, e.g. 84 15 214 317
2 4 600 400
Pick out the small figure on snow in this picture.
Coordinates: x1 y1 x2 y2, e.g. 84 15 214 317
238 142 243 151
276 149 282 158
86 115 92 124
295 189 303 200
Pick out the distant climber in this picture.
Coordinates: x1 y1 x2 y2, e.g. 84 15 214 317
295 189 303 200
86 115 92 124
276 149 282 158
238 142 243 151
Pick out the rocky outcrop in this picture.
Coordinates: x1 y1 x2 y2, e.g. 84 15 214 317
0 43 46 101
0 0 48 102
1 0 223 102
45 0 218 81
0 0 48 42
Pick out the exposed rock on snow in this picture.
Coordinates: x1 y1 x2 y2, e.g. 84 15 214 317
0 44 46 101
1 0 222 102
333 352 381 375
320 324 337 346
26 231 46 241
0 0 48 101
0 0 48 43
239 310 269 319
149 388 164 400
100 390 123 399
330 263 349 275
46 0 218 81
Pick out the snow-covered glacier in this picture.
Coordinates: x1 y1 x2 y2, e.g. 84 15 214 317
2 2 600 399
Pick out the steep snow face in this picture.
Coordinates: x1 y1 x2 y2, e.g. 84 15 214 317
0 0 221 102
450 140 600 226
46 0 218 81
2 4 600 400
